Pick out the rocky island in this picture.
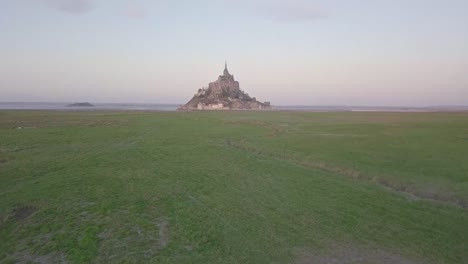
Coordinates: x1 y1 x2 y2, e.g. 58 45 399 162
178 63 271 110
67 102 94 107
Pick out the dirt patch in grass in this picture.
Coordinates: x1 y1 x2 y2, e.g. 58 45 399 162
157 218 169 248
0 146 36 154
296 244 422 264
94 214 166 261
315 133 369 138
12 206 36 221
13 251 67 264
0 156 9 165
0 154 15 166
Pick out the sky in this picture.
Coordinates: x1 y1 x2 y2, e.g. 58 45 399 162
1 0 467 106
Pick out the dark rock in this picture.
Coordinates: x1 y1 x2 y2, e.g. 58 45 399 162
67 102 94 107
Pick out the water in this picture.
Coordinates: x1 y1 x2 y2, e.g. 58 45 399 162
274 105 468 112
0 102 466 112
0 102 179 111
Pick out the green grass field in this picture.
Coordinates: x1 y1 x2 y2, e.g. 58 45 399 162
1 110 467 263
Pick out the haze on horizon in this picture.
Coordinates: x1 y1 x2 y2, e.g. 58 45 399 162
1 0 467 106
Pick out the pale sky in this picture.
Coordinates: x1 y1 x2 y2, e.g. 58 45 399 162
1 0 467 106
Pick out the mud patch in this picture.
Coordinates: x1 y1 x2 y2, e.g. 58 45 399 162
296 245 421 264
157 218 168 248
13 251 67 264
0 146 36 154
12 206 36 221
0 156 9 165
94 215 164 261
315 133 368 138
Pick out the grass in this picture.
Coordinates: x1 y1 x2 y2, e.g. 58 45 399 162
0 110 467 263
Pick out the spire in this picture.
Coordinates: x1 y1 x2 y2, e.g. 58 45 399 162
223 60 230 76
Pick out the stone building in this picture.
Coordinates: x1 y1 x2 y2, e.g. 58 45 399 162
178 62 271 110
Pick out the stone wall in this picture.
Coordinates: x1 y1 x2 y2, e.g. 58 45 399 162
197 103 228 110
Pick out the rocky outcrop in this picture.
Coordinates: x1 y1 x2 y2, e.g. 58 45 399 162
67 102 94 107
178 63 271 110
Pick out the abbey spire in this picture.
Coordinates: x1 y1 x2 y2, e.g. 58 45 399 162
223 60 230 77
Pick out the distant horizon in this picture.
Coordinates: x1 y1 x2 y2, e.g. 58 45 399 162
1 101 467 109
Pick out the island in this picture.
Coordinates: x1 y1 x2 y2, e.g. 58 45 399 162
67 102 94 107
178 62 271 110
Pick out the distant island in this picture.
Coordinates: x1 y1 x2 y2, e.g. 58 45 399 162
178 62 271 110
67 102 94 107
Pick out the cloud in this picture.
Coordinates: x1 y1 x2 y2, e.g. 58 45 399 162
125 6 146 19
255 0 327 22
42 0 95 14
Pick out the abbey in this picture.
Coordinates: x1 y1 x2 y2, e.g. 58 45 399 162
178 63 271 110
